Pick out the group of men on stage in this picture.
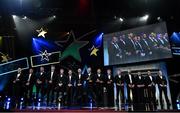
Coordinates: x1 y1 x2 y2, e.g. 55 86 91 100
11 66 170 111
108 32 171 65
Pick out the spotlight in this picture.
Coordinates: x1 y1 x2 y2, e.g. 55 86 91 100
22 16 27 19
53 15 56 18
119 18 124 22
157 16 160 20
7 98 11 101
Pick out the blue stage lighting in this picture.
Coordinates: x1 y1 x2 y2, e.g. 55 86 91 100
7 98 11 101
93 33 104 47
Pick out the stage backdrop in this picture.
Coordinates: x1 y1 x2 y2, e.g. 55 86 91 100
113 62 172 110
103 22 172 66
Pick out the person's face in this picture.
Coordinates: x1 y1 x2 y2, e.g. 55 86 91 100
117 70 121 75
143 34 147 38
147 71 151 76
159 71 162 76
107 69 111 75
29 69 33 74
40 67 44 72
87 68 91 73
97 69 101 74
51 66 55 72
18 68 22 73
78 68 81 73
112 37 118 42
68 70 72 75
60 69 64 74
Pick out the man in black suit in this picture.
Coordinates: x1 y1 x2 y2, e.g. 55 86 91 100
85 67 96 105
94 68 104 107
46 65 57 106
145 71 156 111
75 68 85 106
108 36 122 65
36 66 46 103
125 33 137 56
140 34 152 56
156 70 170 110
55 68 67 106
12 68 24 108
135 72 146 111
66 69 76 107
125 70 135 111
105 69 114 107
24 68 36 106
115 69 125 110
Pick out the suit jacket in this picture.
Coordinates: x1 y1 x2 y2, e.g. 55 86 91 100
66 75 76 87
85 73 94 87
140 38 151 52
24 73 36 88
125 38 136 53
46 71 58 86
56 74 67 89
125 74 135 84
105 74 114 87
145 75 156 87
76 74 85 86
36 72 47 86
94 73 105 86
156 75 167 87
135 75 145 86
114 74 125 86
12 72 24 85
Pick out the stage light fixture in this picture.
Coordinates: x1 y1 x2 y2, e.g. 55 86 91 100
119 18 124 22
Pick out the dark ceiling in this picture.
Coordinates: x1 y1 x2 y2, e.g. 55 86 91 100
0 0 180 35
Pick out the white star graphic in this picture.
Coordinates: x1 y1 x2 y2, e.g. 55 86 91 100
36 28 47 38
40 50 51 61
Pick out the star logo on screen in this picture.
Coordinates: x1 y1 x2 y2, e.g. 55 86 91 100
36 28 47 38
40 50 51 61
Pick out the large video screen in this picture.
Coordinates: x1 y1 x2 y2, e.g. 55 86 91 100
170 32 180 55
103 22 172 66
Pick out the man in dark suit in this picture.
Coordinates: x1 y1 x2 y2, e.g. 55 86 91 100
145 71 156 111
108 36 122 65
75 68 85 106
105 69 114 107
66 69 76 107
135 72 146 111
115 69 125 110
36 66 46 103
55 68 67 106
46 65 57 106
125 33 137 56
125 70 135 111
85 67 96 105
94 68 104 107
140 34 152 56
12 68 24 108
156 70 170 110
24 68 36 106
